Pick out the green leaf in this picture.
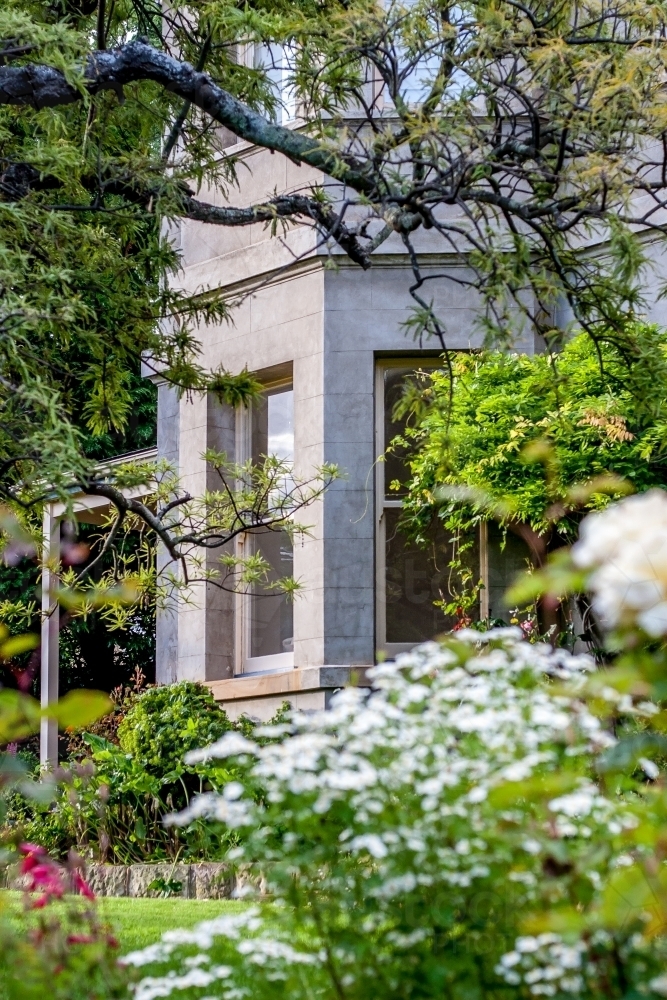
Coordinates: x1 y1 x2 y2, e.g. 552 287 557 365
598 864 661 931
521 906 587 936
506 549 587 606
57 579 141 612
488 771 581 807
44 690 113 729
18 779 57 804
82 731 117 753
0 689 41 742
597 733 667 774
0 752 27 782
0 633 39 659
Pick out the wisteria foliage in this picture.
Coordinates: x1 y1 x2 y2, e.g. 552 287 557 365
124 630 667 1000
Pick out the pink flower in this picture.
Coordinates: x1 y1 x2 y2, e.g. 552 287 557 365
66 934 94 945
19 843 46 870
72 871 95 901
19 844 65 901
19 843 46 857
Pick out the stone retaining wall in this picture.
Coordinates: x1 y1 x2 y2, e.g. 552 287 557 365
3 862 265 899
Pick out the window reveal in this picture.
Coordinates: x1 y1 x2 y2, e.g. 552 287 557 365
248 386 295 661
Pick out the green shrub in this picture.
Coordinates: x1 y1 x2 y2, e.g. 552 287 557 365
8 683 268 865
401 326 667 541
117 681 240 776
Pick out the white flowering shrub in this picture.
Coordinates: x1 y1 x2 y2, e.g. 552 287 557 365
123 629 667 1000
572 489 667 637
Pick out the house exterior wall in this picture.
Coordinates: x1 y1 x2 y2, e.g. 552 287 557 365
156 244 540 714
157 139 666 715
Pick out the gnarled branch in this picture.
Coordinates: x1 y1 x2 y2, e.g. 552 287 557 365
0 40 376 196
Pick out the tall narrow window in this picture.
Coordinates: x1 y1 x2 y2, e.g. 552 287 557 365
254 44 297 124
245 384 295 672
376 361 479 657
486 522 532 622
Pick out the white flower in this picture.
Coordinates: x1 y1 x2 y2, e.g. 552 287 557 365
150 631 634 1000
223 781 245 801
639 757 660 779
164 793 251 829
185 731 258 764
236 938 319 965
572 490 667 635
650 975 667 996
497 934 589 997
183 954 211 968
123 943 171 968
349 834 388 858
131 966 229 1000
516 936 540 953
548 785 599 818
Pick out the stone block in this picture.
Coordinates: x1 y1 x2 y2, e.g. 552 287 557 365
189 863 233 899
128 863 191 898
233 864 268 899
86 864 128 897
0 860 253 900
5 863 30 891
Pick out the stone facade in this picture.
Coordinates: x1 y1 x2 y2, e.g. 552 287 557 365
154 138 667 718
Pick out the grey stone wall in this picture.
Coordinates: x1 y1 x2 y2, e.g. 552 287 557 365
2 862 266 899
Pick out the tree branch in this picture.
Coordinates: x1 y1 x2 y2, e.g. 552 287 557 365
179 192 373 269
0 40 376 195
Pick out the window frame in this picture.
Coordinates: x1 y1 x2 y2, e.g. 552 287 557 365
235 370 295 676
375 358 489 658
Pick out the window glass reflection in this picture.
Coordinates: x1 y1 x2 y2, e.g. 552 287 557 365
383 367 433 498
249 386 294 660
250 530 294 658
384 508 479 642
487 523 532 622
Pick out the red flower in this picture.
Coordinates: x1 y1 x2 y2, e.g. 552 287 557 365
28 863 64 897
20 844 66 902
72 871 96 901
19 843 46 856
452 606 472 631
19 843 46 873
66 934 94 945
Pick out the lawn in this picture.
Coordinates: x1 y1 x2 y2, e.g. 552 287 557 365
0 890 250 954
102 895 252 953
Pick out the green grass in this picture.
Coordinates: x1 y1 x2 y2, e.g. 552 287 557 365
0 890 250 954
100 896 251 953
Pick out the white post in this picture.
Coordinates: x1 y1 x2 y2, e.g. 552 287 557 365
40 505 60 770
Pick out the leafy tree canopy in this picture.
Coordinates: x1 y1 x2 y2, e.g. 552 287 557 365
4 0 667 519
399 328 667 553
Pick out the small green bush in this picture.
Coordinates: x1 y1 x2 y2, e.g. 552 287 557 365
117 681 239 775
